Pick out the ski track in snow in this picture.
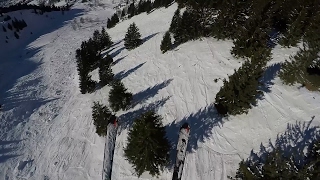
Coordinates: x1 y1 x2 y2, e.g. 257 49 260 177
1 1 320 180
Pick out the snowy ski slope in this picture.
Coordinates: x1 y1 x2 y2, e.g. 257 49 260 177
1 1 320 180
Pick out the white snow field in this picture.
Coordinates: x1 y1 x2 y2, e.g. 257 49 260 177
1 1 320 180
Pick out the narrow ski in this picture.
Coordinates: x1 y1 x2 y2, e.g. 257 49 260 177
172 123 190 180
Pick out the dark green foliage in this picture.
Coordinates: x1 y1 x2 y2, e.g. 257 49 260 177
79 72 96 94
173 10 196 44
107 13 120 29
304 12 320 50
121 8 126 18
75 39 101 94
99 55 114 86
279 46 320 90
231 15 271 58
211 0 249 40
169 8 180 35
279 7 309 47
171 0 320 58
100 27 113 50
92 102 114 136
215 49 270 116
75 26 113 94
111 13 119 25
108 79 132 112
127 3 136 18
160 31 172 53
2 26 6 32
124 111 170 177
124 23 142 50
233 137 320 180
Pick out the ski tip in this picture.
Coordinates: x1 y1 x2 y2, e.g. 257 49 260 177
180 123 190 133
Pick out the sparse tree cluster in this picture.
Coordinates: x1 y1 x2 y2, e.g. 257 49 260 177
0 2 70 14
75 28 113 94
124 111 171 177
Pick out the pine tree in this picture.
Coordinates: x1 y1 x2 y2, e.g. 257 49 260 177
160 31 172 53
107 18 112 29
111 13 119 26
108 79 132 112
127 3 136 18
169 8 181 35
2 25 6 32
92 29 101 51
92 102 114 136
215 49 269 116
99 56 114 86
279 7 309 47
100 27 113 49
124 111 170 177
279 46 319 89
124 23 142 50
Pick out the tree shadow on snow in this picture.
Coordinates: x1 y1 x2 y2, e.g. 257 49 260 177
114 62 146 80
109 46 126 59
118 96 171 131
0 139 24 163
245 116 320 168
111 55 127 66
142 32 159 43
0 9 84 143
130 79 173 108
166 104 224 167
259 62 282 94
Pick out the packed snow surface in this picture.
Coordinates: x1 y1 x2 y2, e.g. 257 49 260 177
1 1 320 180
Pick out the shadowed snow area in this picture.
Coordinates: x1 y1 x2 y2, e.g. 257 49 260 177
0 1 320 180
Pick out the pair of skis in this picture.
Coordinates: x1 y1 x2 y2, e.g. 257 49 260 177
102 117 191 180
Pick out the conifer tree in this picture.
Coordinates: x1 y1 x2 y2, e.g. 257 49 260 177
107 18 112 29
2 25 6 32
99 56 114 86
108 79 132 112
92 101 113 136
124 111 170 177
215 49 269 116
160 31 172 53
279 46 319 89
111 13 119 26
92 29 101 51
127 3 136 18
124 23 142 50
100 27 113 49
169 8 181 35
279 7 309 47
